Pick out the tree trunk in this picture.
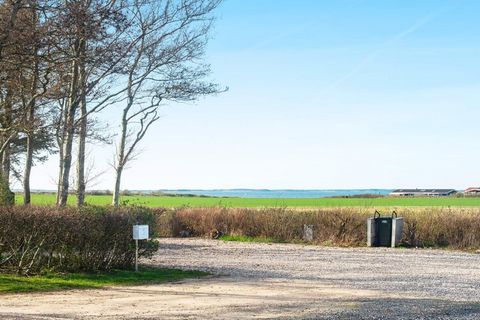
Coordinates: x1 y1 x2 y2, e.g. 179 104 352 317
23 134 33 205
2 144 10 184
56 145 64 204
76 45 87 207
56 104 68 205
0 145 13 206
76 85 87 207
23 41 39 206
57 123 75 207
112 114 128 208
57 40 82 207
112 165 123 207
2 86 12 183
0 86 14 205
24 98 36 205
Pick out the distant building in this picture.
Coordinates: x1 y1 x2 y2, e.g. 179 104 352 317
389 189 457 197
464 187 480 195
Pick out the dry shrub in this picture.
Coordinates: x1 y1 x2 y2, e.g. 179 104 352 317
310 209 370 245
401 208 480 249
153 208 182 237
0 206 158 275
158 207 370 246
156 207 480 250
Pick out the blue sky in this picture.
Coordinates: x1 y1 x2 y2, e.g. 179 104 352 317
30 0 480 190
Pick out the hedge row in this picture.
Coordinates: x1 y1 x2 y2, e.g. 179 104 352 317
0 206 158 275
156 207 480 250
2 206 478 276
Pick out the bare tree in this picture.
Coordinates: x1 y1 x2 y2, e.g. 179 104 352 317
0 0 224 207
111 0 224 207
53 0 129 206
70 151 108 195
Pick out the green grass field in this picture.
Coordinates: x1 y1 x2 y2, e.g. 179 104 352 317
219 235 283 243
0 268 208 294
14 193 480 207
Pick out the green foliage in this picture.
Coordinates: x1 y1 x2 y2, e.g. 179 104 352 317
14 193 480 208
0 268 208 294
0 175 14 206
219 235 283 243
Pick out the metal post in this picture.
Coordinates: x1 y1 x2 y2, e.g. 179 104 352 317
135 239 139 272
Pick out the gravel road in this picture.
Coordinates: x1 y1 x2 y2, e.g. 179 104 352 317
2 238 480 319
151 238 480 319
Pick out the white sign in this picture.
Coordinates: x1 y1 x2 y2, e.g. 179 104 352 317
133 225 149 240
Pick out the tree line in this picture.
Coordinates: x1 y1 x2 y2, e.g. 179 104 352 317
0 0 222 207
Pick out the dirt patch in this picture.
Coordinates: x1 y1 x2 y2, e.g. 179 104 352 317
0 278 387 319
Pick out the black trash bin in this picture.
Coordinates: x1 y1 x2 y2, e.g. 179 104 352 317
375 215 392 247
367 210 403 248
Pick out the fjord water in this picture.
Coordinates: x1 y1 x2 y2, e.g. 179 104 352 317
160 189 393 198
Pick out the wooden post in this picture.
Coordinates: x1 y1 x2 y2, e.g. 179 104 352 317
135 239 139 272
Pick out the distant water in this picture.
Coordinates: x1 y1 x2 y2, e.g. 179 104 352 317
158 189 393 198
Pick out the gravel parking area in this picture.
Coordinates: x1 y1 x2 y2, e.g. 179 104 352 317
2 238 480 319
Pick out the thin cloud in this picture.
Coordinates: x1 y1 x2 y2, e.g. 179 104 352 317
240 21 316 53
319 6 449 96
241 0 367 53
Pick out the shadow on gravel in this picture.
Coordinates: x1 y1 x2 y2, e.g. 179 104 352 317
309 297 480 320
156 260 476 302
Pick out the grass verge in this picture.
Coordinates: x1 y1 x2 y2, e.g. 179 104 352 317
219 235 283 243
0 267 208 294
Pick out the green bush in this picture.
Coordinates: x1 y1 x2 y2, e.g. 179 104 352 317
0 206 159 275
0 175 14 206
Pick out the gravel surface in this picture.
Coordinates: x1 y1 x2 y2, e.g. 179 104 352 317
2 238 480 319
149 238 480 319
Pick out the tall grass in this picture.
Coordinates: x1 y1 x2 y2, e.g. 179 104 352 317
155 207 480 250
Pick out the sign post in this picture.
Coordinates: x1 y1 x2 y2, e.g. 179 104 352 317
133 225 149 272
135 239 139 272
